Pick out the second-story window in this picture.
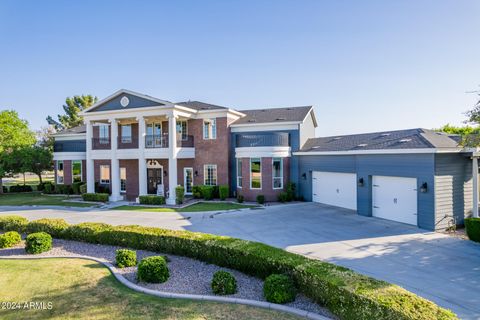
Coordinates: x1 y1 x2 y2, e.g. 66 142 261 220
203 119 216 140
121 124 132 143
99 124 109 144
176 121 188 141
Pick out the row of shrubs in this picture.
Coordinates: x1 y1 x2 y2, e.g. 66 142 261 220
193 185 229 201
41 181 87 195
82 193 109 202
0 215 456 320
2 184 34 193
115 248 294 302
0 230 52 254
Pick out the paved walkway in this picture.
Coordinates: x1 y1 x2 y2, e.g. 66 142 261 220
1 203 479 319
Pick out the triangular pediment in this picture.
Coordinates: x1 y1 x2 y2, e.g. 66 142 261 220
85 89 171 113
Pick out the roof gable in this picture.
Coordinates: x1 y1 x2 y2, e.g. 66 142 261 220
85 89 170 113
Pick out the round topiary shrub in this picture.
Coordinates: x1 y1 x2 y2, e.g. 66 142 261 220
25 232 52 254
137 256 169 283
0 231 22 248
211 270 237 295
116 249 137 268
263 274 296 304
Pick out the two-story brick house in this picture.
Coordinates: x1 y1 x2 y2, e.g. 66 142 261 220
52 89 317 204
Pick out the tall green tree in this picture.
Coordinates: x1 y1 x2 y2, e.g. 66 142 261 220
47 95 98 130
0 110 36 193
12 146 53 184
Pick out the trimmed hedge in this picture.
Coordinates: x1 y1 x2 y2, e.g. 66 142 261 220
72 182 85 195
0 231 22 248
82 193 109 202
0 215 457 320
237 195 244 203
211 270 237 295
0 215 28 233
219 185 229 201
43 183 53 194
137 256 169 283
116 249 137 268
26 218 69 238
139 195 166 205
263 274 296 304
256 194 265 204
200 186 214 200
465 217 480 242
79 184 87 194
9 184 33 193
175 186 185 205
25 232 52 254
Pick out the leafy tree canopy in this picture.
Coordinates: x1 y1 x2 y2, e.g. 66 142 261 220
0 110 36 153
436 124 480 135
47 95 97 130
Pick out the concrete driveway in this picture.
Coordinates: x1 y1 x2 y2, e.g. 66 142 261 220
1 203 479 319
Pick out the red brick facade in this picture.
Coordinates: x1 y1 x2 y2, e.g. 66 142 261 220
237 157 290 202
119 159 138 201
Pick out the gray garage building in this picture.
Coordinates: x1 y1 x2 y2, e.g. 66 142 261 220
294 128 478 231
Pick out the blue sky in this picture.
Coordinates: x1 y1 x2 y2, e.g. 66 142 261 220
0 0 479 135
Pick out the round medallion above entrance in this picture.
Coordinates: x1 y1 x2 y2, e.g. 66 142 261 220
120 96 130 107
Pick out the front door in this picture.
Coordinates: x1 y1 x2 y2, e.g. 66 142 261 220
147 168 163 194
184 167 193 194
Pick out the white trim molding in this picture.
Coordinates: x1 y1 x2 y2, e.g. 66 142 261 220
53 152 86 161
235 146 291 158
293 148 464 156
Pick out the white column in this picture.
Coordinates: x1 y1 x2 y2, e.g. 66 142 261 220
138 116 147 198
473 157 479 218
109 118 122 201
166 112 178 205
86 120 95 193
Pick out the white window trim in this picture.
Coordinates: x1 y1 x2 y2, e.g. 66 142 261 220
56 160 64 184
177 120 188 141
184 167 193 195
250 158 262 190
272 158 283 189
100 165 110 184
72 160 82 182
237 159 242 188
120 167 127 193
203 119 217 140
203 164 217 186
99 124 109 139
121 124 132 143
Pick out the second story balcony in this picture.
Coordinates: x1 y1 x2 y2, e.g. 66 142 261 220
145 134 194 148
92 137 111 150
118 135 139 149
235 132 290 148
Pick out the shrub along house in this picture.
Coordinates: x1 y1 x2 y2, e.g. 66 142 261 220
52 89 478 231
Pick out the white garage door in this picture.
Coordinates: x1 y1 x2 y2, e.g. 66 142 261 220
312 171 357 210
372 176 418 225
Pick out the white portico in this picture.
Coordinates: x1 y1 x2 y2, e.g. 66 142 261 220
81 90 198 204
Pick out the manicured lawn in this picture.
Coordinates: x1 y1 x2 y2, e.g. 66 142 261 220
0 193 96 208
114 202 257 212
0 258 300 320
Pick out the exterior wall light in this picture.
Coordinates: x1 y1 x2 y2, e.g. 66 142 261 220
302 173 307 180
420 182 428 193
195 170 198 177
358 177 364 187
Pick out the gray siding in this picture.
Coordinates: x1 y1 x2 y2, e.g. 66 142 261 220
298 153 437 230
88 93 164 112
434 153 473 229
230 130 300 194
53 139 86 152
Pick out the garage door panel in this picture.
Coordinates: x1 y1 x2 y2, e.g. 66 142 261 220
312 171 357 210
372 176 417 225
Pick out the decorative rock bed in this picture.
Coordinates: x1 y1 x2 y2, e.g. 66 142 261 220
0 237 334 319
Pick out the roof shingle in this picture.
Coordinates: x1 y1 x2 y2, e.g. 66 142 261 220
232 106 312 125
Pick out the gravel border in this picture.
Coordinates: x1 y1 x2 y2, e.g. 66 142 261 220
0 238 334 320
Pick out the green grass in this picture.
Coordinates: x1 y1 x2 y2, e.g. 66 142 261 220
0 258 300 320
0 193 96 208
114 202 257 213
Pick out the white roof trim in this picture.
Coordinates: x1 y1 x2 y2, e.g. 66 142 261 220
80 89 175 115
230 120 302 128
301 106 317 128
293 148 464 156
